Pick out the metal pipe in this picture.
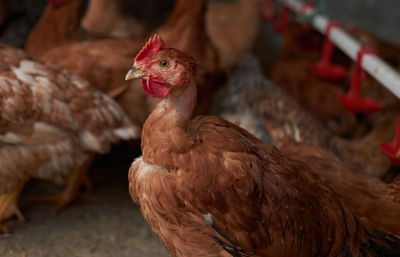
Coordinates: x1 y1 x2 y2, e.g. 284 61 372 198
280 0 400 99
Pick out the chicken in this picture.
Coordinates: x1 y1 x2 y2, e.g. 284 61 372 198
41 37 144 96
41 0 219 126
40 35 147 124
280 143 400 236
126 35 400 257
213 54 400 235
220 53 395 177
80 0 148 39
0 45 138 232
24 0 83 58
206 0 261 70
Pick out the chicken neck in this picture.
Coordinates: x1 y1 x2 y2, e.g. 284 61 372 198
85 0 123 14
24 0 83 57
141 80 197 168
81 0 124 35
158 0 210 60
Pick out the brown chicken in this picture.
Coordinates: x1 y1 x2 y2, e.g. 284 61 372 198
213 53 400 236
206 0 261 70
0 45 138 232
41 0 219 126
216 54 395 176
80 0 148 39
280 143 400 236
126 35 400 257
24 0 83 58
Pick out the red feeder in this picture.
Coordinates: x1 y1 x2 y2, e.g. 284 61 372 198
338 47 381 113
274 5 290 32
261 0 276 21
310 21 347 81
380 116 400 165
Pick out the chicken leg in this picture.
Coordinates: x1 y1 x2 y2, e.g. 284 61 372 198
0 185 25 233
30 154 95 212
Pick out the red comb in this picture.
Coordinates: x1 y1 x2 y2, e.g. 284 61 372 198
135 34 165 63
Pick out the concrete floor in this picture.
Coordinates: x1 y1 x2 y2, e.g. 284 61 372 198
0 143 169 257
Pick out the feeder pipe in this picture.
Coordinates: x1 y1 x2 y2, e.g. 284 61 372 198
279 0 400 99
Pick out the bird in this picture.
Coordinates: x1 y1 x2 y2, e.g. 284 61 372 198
213 53 400 236
24 0 83 58
126 35 400 257
218 53 396 177
41 0 220 127
0 45 139 233
206 0 261 70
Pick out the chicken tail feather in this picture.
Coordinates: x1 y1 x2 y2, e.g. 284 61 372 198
358 229 400 257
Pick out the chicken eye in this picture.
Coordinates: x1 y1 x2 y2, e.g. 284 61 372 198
159 60 169 68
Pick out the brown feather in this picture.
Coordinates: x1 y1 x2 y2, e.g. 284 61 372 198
24 0 83 58
129 50 400 256
0 45 138 194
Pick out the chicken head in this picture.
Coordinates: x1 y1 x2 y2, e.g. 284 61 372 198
125 35 196 98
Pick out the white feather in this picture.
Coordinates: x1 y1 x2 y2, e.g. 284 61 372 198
203 213 214 226
133 157 167 180
11 66 36 85
19 60 48 76
79 130 103 152
114 127 139 140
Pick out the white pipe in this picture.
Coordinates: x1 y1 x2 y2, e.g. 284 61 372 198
279 0 400 99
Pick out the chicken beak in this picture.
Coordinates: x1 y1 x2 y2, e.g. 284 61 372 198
125 67 149 81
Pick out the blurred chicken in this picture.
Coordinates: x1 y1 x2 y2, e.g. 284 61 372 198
81 0 148 39
270 23 357 136
213 54 400 235
207 0 261 70
0 45 138 232
24 0 83 58
127 36 400 256
146 0 219 114
281 143 400 236
25 0 147 59
41 0 220 126
217 54 394 174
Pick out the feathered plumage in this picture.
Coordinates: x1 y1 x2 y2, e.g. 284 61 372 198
127 37 400 257
0 45 138 231
24 0 83 58
213 53 400 236
219 54 395 176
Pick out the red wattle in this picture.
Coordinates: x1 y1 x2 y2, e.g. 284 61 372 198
142 76 171 98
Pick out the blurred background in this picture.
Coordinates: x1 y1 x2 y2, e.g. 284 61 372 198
2 0 400 52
